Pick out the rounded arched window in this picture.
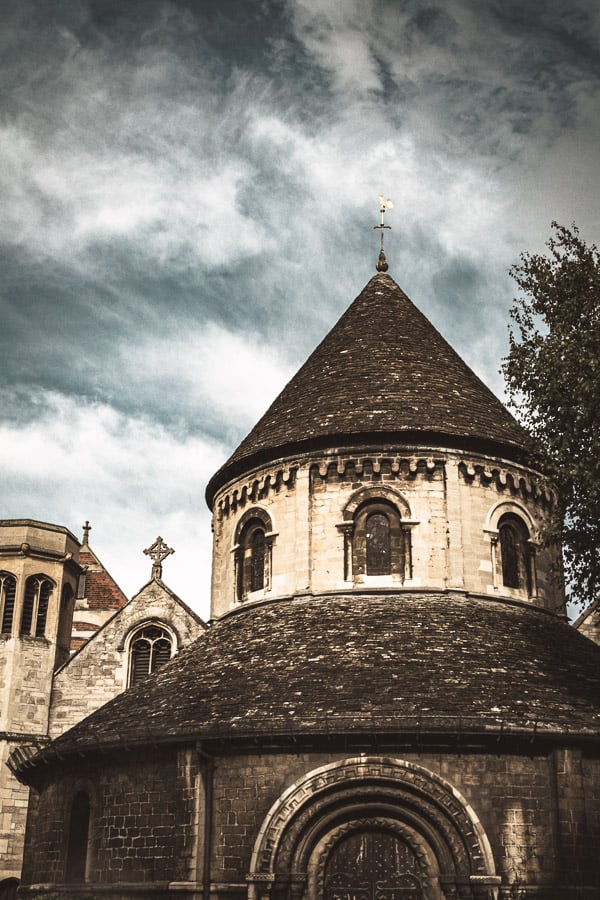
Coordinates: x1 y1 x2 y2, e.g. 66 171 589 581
250 528 266 592
128 624 174 687
0 878 20 900
498 514 533 595
234 508 274 603
365 511 391 575
352 500 405 582
65 791 90 883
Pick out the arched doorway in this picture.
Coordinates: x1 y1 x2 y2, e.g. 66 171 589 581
248 757 499 900
324 828 423 900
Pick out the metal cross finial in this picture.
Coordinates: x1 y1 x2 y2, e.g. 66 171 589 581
374 194 394 272
82 520 91 545
143 536 174 580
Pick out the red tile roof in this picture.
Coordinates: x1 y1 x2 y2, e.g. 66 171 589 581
78 548 127 611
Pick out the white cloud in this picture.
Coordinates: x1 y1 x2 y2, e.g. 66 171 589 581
291 0 382 94
118 321 296 431
0 388 224 618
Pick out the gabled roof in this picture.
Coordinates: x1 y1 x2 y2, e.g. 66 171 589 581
206 273 530 505
22 593 600 772
78 545 128 611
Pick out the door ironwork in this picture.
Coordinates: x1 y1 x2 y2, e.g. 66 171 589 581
324 830 422 900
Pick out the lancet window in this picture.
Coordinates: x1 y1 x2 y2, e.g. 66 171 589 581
0 572 16 634
20 575 53 638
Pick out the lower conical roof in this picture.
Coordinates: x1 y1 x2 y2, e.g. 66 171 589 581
25 594 600 770
206 274 530 504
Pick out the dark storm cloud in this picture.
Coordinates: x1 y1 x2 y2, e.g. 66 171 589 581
1 0 599 608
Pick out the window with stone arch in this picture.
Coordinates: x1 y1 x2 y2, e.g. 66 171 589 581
498 513 533 595
485 502 537 599
0 571 17 635
65 790 91 883
340 487 415 584
234 507 274 603
127 622 175 687
20 574 53 637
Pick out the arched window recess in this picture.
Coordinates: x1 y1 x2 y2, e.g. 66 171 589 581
484 501 538 598
338 487 418 586
126 621 176 687
20 574 54 638
232 507 277 603
65 788 92 883
0 571 17 636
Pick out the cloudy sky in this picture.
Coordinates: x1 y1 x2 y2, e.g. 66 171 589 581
2 0 599 618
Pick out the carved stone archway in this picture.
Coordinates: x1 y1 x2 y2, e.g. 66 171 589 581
248 758 500 900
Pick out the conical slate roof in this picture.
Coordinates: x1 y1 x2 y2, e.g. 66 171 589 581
20 594 600 773
206 273 529 503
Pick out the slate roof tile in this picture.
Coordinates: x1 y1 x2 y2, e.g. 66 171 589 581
207 274 530 503
39 594 600 763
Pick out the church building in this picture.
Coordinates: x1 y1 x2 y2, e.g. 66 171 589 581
0 522 205 896
7 249 600 899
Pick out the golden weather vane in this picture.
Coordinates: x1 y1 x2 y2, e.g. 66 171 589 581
374 194 394 272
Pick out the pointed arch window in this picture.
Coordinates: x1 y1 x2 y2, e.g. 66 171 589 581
20 575 53 637
128 624 173 687
65 791 90 882
0 572 17 634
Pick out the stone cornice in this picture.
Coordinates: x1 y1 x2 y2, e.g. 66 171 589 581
458 460 558 507
216 466 298 519
311 453 445 481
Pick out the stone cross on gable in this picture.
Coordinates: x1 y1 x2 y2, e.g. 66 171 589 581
143 536 174 580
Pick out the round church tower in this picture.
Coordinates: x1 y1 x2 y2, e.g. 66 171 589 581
13 265 600 900
206 271 560 620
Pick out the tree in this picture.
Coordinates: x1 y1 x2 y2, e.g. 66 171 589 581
502 222 600 607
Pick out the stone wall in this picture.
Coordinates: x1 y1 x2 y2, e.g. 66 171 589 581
19 745 600 898
48 579 204 738
211 449 563 619
0 521 81 883
0 740 31 881
21 746 199 891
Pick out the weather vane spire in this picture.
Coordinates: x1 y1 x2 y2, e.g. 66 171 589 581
374 194 394 272
143 536 174 580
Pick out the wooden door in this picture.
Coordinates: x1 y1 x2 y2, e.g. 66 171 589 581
324 829 422 900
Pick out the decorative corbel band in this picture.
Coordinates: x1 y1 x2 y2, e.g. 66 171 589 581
217 467 298 518
459 461 557 506
312 454 445 483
